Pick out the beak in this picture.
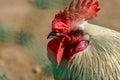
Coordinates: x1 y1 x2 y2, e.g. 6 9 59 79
47 31 60 39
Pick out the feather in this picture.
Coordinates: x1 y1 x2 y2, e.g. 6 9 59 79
55 22 120 80
48 0 120 80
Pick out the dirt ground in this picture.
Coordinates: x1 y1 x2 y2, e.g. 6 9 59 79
0 0 120 80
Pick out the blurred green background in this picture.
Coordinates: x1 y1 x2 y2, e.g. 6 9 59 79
0 0 119 80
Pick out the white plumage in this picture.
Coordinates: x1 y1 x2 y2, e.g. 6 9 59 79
54 22 120 80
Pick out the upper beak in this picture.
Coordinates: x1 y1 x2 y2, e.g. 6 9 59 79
47 31 60 39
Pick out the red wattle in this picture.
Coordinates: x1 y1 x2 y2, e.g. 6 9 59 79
47 38 65 66
47 39 89 67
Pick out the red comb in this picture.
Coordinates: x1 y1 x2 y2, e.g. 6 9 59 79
52 0 100 33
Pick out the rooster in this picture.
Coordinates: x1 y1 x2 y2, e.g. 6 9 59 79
47 0 120 80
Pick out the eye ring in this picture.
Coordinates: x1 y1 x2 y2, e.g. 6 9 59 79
74 30 83 36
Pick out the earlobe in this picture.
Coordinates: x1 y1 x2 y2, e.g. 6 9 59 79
83 33 90 40
73 40 89 54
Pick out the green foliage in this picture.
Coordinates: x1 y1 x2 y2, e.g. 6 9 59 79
32 0 52 9
0 28 9 42
0 21 34 46
0 22 13 43
14 31 33 45
31 0 70 9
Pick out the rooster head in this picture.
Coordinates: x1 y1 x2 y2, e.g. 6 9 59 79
47 0 100 67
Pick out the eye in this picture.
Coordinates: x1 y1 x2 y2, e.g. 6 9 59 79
74 30 83 36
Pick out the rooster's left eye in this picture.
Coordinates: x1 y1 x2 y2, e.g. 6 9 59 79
74 30 83 36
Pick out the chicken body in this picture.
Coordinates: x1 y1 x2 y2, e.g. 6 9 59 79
54 22 120 80
47 0 120 80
